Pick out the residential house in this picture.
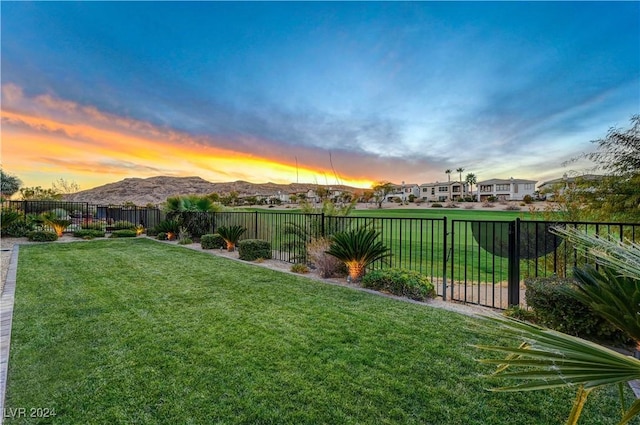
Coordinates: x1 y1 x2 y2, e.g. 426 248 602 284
385 183 421 202
537 174 603 200
419 181 469 202
477 177 537 201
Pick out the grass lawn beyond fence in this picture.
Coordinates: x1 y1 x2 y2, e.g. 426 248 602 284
5 238 634 424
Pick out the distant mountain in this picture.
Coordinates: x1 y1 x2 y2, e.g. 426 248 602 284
63 176 361 205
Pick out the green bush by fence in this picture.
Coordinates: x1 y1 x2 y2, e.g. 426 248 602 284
238 239 272 261
524 276 630 346
109 229 138 238
362 269 435 301
73 229 106 239
27 231 58 242
201 233 225 250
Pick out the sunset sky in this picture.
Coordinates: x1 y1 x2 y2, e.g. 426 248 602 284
1 2 638 191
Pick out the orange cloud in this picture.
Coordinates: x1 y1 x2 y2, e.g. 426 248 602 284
1 84 375 189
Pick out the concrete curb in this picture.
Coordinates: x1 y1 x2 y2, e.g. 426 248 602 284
0 245 19 424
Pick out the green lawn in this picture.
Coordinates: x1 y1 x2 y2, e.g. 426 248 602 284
6 238 634 424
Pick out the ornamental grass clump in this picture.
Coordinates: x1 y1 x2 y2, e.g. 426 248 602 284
325 226 391 282
216 225 246 252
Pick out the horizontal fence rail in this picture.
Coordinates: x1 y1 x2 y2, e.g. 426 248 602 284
3 201 639 309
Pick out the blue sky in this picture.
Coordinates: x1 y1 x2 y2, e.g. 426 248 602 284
2 1 638 189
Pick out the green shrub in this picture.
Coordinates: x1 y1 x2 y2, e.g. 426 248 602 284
73 229 106 239
27 231 58 242
291 263 309 274
238 239 271 261
1 209 22 235
523 194 533 204
111 220 136 230
109 229 137 238
430 203 443 208
178 237 193 245
5 220 34 237
201 233 225 249
156 232 168 240
361 269 435 301
503 305 536 322
525 276 630 345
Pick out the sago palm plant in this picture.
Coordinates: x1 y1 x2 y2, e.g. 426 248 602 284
41 211 72 237
216 225 246 252
475 226 640 425
325 226 391 282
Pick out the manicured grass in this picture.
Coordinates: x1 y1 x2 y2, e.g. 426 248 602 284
347 207 533 221
6 239 633 424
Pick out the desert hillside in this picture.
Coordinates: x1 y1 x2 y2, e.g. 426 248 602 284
63 176 360 205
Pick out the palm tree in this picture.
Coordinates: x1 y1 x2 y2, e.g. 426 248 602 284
445 169 452 201
475 227 640 424
325 226 391 282
164 195 219 237
456 167 465 199
465 173 477 201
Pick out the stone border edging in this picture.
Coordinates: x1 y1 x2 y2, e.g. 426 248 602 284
0 245 19 424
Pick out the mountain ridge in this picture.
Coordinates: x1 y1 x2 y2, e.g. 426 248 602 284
63 176 362 205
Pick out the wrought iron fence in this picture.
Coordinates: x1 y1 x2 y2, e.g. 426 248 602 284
448 219 640 309
3 201 639 310
2 201 163 233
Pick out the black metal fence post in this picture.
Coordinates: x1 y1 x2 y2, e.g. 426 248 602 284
507 218 521 307
442 216 448 301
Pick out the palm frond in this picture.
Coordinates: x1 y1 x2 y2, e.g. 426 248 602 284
566 266 640 343
474 315 640 392
552 226 640 280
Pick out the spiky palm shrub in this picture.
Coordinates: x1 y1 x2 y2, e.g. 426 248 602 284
216 225 246 252
325 227 391 282
1 208 22 236
476 226 640 425
154 219 181 240
41 211 72 237
569 266 640 346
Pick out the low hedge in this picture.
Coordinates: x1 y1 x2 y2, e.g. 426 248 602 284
73 229 106 239
361 269 435 301
109 229 138 238
238 239 272 261
201 233 226 250
27 231 58 242
525 276 630 346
